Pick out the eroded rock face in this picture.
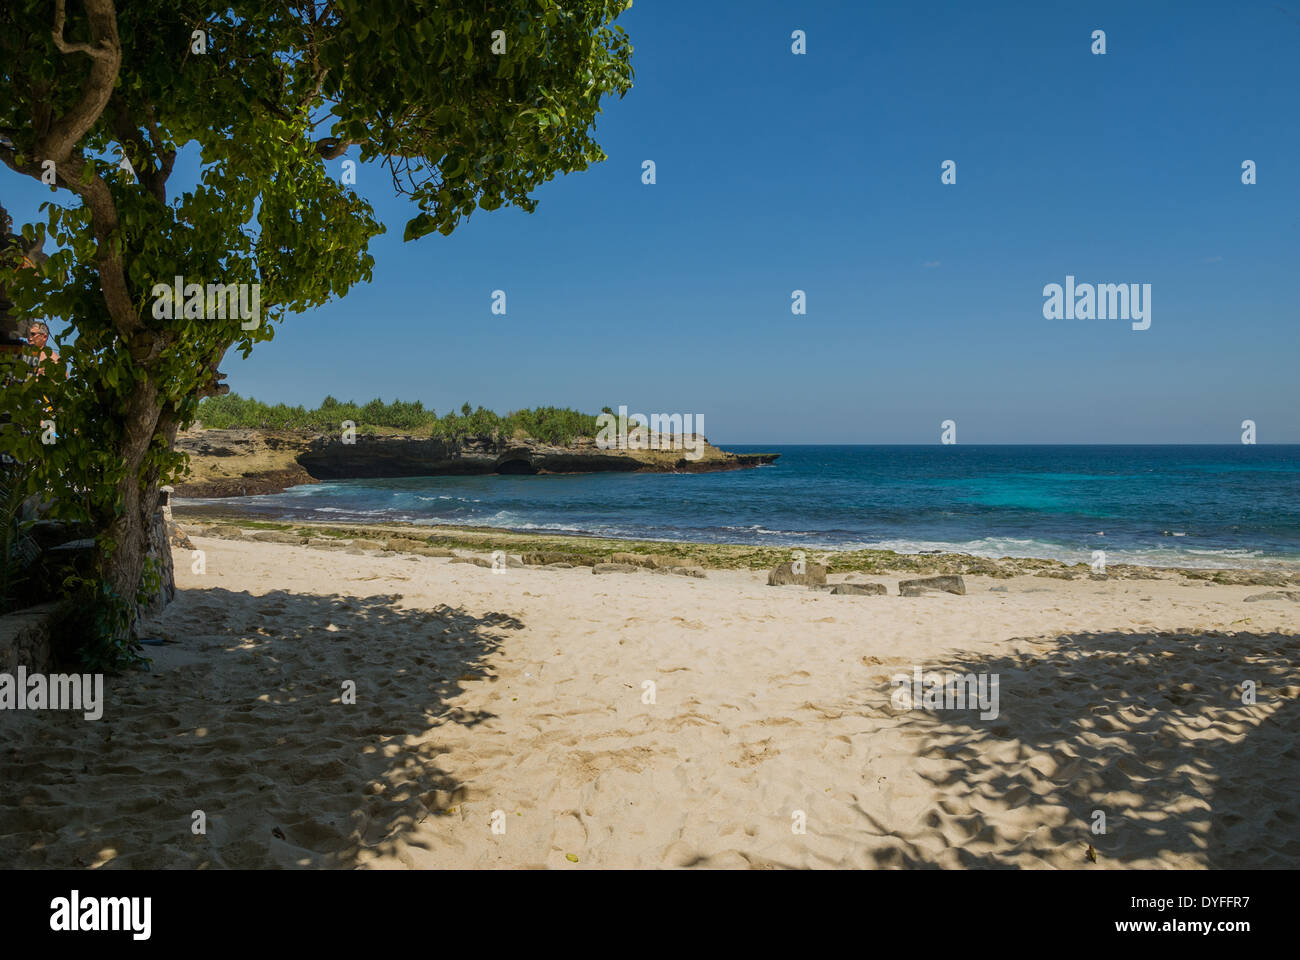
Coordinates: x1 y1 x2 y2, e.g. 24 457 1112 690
173 427 780 498
295 433 778 479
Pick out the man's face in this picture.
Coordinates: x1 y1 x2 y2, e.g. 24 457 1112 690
27 326 46 348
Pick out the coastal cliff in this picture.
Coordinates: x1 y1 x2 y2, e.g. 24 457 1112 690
173 427 779 498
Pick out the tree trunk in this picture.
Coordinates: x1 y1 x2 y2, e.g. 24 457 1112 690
99 374 165 635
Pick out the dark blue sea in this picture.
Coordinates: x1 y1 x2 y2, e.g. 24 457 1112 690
179 445 1300 570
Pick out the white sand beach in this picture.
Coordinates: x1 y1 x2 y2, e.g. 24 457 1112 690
3 534 1298 869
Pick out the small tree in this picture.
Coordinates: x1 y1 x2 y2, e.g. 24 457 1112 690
0 0 632 660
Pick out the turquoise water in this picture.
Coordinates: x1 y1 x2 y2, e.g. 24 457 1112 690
179 445 1300 569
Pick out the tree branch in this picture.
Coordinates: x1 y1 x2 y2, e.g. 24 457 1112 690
52 0 115 60
44 0 122 162
110 93 168 204
57 155 141 341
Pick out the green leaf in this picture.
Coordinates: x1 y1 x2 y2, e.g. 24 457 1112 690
403 212 437 241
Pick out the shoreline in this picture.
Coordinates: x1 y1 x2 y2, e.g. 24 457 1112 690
171 506 1300 586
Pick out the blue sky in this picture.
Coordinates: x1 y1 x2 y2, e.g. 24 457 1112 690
5 0 1298 443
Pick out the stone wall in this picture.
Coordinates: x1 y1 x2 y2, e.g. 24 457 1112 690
139 504 176 618
0 600 61 673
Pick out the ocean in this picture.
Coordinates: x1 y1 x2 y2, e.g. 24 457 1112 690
177 444 1300 570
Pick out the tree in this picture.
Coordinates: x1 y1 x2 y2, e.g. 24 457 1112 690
0 0 633 660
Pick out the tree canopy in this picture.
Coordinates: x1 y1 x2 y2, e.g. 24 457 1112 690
0 0 633 662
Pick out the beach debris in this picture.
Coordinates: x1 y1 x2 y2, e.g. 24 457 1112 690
1085 843 1097 863
898 575 966 596
565 853 579 863
829 582 887 596
768 561 827 587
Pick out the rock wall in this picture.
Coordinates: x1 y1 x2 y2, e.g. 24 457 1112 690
139 505 176 619
0 601 61 673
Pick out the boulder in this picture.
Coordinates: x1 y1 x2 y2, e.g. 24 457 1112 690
167 520 194 551
830 582 886 596
593 562 639 575
251 530 303 544
899 575 966 597
449 556 493 567
653 565 706 579
207 524 245 540
768 562 827 587
350 539 384 551
647 556 699 570
1244 591 1300 603
610 552 656 568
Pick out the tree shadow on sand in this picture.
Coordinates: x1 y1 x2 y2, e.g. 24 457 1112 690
868 629 1300 868
0 586 524 868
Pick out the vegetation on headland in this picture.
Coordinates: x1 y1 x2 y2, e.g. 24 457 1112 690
198 394 608 445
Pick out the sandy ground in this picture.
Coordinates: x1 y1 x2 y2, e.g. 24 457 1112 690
3 537 1298 869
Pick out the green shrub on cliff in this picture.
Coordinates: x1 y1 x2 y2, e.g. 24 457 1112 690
199 395 603 444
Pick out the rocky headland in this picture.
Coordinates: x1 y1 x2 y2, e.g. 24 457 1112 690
173 427 779 498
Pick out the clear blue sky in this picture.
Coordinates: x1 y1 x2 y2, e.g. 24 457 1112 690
6 0 1298 443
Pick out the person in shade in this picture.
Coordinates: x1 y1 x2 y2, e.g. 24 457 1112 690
23 320 58 377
